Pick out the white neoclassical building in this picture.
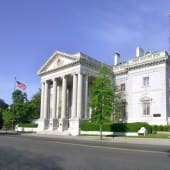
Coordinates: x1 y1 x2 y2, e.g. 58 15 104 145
37 48 170 135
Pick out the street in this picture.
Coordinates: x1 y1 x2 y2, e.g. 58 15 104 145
0 134 170 170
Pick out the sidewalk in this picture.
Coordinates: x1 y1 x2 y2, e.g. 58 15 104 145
21 133 170 146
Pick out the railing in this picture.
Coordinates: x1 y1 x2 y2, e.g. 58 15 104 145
113 51 168 72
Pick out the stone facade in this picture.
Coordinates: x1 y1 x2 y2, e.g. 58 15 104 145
37 48 170 135
113 48 170 125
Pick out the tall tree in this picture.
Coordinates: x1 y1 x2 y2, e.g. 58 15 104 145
2 109 13 129
12 89 25 104
28 89 41 119
0 99 8 129
0 99 8 110
89 65 114 140
0 109 4 129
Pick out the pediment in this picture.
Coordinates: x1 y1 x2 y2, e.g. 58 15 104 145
38 51 77 75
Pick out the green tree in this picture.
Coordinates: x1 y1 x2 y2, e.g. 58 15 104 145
12 89 25 104
0 99 8 109
0 99 8 129
0 109 3 129
28 89 41 119
2 109 13 129
2 89 41 128
89 65 114 140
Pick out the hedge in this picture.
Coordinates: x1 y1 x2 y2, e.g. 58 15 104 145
18 123 38 128
152 125 170 131
80 122 152 133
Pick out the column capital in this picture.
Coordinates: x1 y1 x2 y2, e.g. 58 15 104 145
44 79 51 84
41 80 45 84
60 74 67 79
52 77 57 82
71 72 78 76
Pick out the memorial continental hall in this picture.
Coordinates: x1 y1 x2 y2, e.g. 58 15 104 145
37 48 170 135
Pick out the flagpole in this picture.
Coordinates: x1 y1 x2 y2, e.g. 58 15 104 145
12 77 16 131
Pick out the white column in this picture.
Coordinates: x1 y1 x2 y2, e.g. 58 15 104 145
44 81 49 119
52 78 57 119
61 76 67 118
84 75 88 119
77 73 83 118
71 74 77 118
40 81 45 119
56 85 60 118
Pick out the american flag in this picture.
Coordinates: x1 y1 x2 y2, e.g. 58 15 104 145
16 81 26 90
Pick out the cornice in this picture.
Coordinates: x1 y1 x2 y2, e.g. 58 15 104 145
113 57 167 76
38 61 80 76
39 57 109 76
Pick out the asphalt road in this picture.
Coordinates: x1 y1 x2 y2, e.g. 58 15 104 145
0 134 170 170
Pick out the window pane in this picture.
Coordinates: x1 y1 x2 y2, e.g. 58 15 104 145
143 102 150 115
143 77 149 87
121 83 125 91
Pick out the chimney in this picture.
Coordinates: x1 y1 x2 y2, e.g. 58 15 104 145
114 53 120 65
136 47 144 57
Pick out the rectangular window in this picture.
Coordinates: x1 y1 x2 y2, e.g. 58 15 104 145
143 76 149 87
143 102 150 115
169 78 170 89
120 83 125 91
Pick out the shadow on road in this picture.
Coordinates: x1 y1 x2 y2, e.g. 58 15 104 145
0 131 20 136
168 150 170 157
0 143 63 170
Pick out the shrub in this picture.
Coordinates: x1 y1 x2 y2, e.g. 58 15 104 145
152 125 170 131
127 122 152 133
152 125 158 131
18 123 38 128
80 122 100 131
80 122 152 133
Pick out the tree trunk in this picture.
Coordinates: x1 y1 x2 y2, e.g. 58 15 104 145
100 124 102 140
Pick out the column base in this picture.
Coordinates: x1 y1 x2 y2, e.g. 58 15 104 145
58 118 69 132
68 118 89 136
48 119 59 131
37 119 49 132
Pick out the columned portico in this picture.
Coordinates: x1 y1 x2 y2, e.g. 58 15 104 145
37 51 100 135
38 72 91 133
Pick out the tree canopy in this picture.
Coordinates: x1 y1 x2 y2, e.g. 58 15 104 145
2 89 41 129
0 99 8 129
12 89 25 104
0 99 8 110
89 65 126 139
89 65 114 139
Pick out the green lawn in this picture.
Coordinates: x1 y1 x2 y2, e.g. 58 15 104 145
125 134 170 139
81 134 170 139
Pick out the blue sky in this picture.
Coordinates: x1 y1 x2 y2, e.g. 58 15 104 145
0 0 170 104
